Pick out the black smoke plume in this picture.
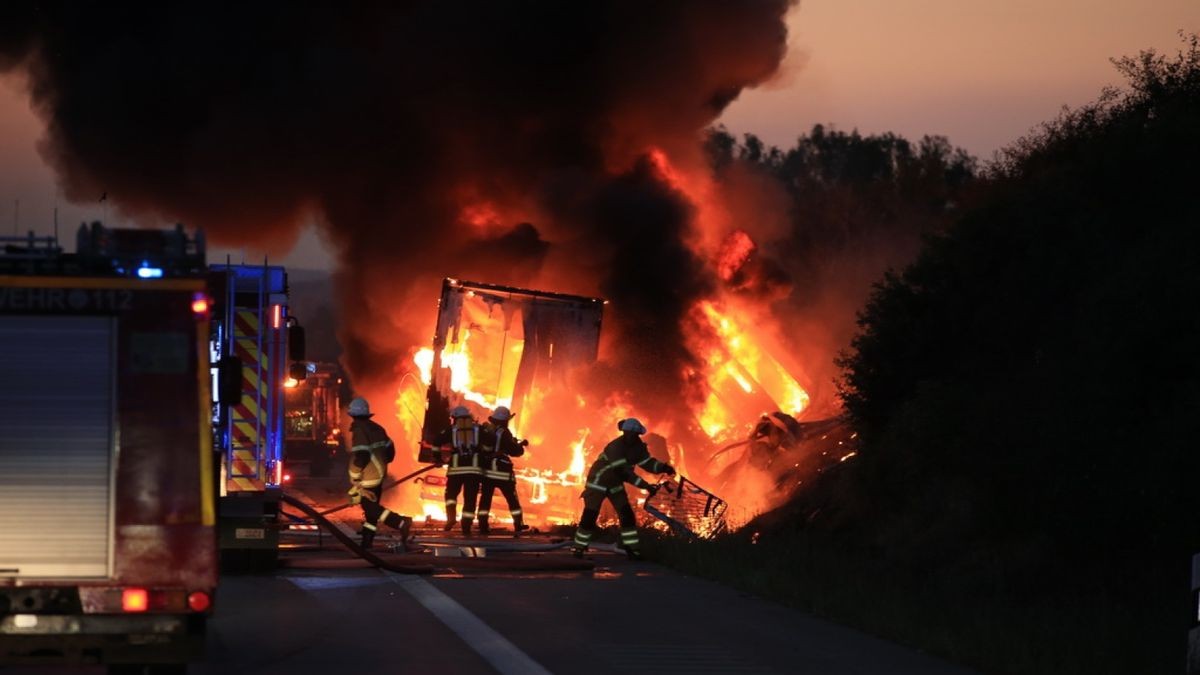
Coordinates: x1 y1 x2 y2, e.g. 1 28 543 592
2 1 794 423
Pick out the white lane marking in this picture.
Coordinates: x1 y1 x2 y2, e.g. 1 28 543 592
385 572 553 675
286 576 390 591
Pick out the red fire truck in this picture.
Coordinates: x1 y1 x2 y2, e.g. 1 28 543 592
0 223 218 669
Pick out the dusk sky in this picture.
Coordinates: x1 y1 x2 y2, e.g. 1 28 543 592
2 0 1197 269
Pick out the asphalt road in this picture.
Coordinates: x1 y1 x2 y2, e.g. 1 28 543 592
2 473 978 675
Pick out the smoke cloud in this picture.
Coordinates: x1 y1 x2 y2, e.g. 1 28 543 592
2 1 795 429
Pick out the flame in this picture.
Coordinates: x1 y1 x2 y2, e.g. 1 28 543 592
716 230 756 281
697 300 810 416
388 148 820 529
422 502 446 521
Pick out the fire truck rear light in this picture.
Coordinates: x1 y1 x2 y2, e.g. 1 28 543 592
191 293 209 314
187 591 211 613
122 588 149 612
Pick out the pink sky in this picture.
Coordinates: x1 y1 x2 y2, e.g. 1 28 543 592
2 0 1197 269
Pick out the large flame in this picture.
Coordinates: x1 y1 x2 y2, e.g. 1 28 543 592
388 147 822 529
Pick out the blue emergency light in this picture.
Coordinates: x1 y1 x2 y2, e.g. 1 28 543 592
136 262 164 279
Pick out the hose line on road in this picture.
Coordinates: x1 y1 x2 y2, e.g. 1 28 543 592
280 492 434 575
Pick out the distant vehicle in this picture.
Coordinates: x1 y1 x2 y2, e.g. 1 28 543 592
0 224 218 671
283 361 343 477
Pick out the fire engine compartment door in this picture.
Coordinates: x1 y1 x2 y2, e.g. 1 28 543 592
0 315 114 578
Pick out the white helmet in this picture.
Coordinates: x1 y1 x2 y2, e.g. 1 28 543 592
618 418 647 435
490 406 512 422
348 397 371 417
450 405 472 419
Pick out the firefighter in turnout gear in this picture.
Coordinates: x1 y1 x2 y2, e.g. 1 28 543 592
476 406 530 537
432 405 484 536
346 397 413 550
572 418 675 559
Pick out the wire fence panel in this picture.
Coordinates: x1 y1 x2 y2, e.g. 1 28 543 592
643 476 728 539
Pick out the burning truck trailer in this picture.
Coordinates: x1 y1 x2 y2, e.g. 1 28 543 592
404 278 609 529
394 278 736 539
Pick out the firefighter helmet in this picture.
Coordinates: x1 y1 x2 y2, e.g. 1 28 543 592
450 405 471 419
348 397 372 417
490 406 512 422
618 418 647 435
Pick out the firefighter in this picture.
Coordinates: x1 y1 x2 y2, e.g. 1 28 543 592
346 397 413 550
431 405 484 536
572 418 675 560
476 406 530 537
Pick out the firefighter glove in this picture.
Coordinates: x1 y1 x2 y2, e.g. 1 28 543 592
348 483 362 505
663 464 676 476
645 484 659 498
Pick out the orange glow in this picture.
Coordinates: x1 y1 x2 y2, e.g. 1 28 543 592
283 378 299 388
190 294 209 314
460 202 501 228
122 588 149 613
716 230 755 281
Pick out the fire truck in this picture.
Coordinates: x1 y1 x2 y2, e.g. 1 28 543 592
0 222 305 667
283 361 343 477
209 263 304 570
0 223 218 669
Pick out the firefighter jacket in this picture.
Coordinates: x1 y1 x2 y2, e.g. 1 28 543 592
584 435 671 494
433 421 484 477
479 422 525 483
349 418 395 489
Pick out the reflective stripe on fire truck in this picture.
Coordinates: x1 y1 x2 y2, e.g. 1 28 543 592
197 318 216 526
227 308 269 492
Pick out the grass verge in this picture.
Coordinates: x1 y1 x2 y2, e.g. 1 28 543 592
639 529 1181 674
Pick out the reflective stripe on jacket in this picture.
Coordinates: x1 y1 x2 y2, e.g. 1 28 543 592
349 418 394 488
584 435 667 491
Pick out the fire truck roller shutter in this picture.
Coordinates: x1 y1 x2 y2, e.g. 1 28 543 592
0 315 114 578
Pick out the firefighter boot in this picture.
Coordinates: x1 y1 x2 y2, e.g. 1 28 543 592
396 517 413 553
360 527 376 550
442 504 457 532
512 515 528 538
461 518 473 537
477 515 490 536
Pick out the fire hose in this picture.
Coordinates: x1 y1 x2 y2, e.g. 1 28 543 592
279 492 434 575
315 464 439 517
